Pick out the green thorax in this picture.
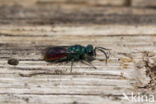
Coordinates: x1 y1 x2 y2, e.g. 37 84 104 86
67 45 86 60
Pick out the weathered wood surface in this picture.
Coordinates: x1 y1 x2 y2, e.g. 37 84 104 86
0 0 129 6
0 5 156 104
132 0 156 7
37 0 128 6
2 0 156 8
0 0 37 6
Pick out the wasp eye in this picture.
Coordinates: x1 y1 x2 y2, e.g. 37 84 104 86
88 51 93 56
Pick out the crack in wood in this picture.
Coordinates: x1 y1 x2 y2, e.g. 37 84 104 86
18 72 120 78
0 92 123 97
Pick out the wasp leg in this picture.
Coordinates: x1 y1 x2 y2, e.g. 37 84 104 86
81 60 97 69
70 59 74 72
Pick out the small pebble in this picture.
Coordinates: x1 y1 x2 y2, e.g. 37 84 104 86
8 58 19 65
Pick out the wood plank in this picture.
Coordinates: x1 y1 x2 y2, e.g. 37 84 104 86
0 6 156 25
132 0 156 7
0 5 155 104
0 0 37 6
0 0 129 6
37 0 128 6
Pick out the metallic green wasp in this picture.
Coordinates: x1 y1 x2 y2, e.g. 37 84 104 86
44 45 110 72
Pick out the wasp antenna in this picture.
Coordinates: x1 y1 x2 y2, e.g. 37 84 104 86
95 48 109 64
95 47 111 50
95 47 111 58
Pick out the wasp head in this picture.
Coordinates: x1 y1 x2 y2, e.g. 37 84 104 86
86 45 95 56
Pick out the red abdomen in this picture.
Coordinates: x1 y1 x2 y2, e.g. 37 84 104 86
44 47 68 61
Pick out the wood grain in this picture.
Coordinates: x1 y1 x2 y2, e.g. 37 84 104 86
37 0 128 6
0 0 37 6
0 0 128 6
0 5 156 104
132 0 156 7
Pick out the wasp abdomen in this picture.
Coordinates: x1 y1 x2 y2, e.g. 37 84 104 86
44 47 68 61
